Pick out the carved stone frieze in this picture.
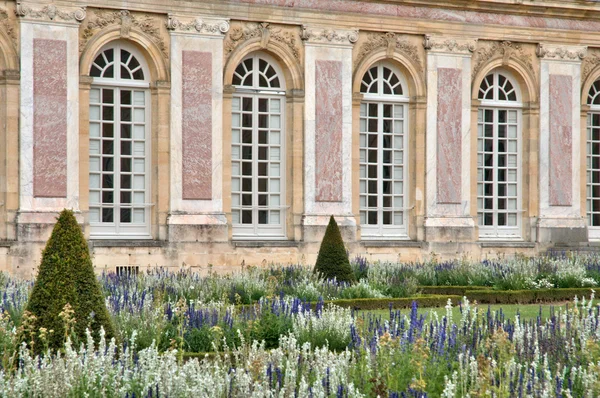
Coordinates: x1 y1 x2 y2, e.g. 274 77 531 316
583 53 600 86
80 10 168 59
354 32 422 72
166 14 230 36
300 25 358 45
225 22 300 61
15 2 86 23
536 43 586 61
423 34 476 55
472 41 535 79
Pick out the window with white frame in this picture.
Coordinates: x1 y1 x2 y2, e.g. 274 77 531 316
231 53 286 238
88 43 151 239
586 81 600 239
477 71 522 239
359 63 409 238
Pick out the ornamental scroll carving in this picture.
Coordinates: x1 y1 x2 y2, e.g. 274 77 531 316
536 44 586 61
80 10 168 59
300 25 358 45
583 52 600 86
166 14 230 35
423 35 476 54
472 41 535 80
0 8 17 50
354 32 422 72
225 22 300 61
15 2 86 22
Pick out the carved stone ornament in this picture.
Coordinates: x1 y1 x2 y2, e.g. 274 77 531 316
166 14 230 36
225 22 300 61
354 32 422 72
300 25 358 45
583 53 600 85
80 10 167 58
536 43 586 61
0 8 17 48
15 2 86 22
423 34 476 55
472 41 535 79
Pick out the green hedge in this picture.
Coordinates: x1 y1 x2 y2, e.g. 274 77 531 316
418 286 490 296
321 295 461 310
463 288 596 304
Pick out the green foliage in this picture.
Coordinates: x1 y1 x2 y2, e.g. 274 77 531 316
250 310 292 349
313 216 355 284
24 209 114 353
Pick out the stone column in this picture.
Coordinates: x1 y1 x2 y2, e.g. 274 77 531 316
301 26 358 242
537 43 587 244
423 35 477 243
166 14 230 242
16 2 86 241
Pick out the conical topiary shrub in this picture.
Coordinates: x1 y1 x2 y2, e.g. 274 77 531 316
313 216 356 283
24 209 114 352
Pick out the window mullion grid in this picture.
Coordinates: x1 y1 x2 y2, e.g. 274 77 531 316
253 95 258 235
114 87 121 235
493 109 499 236
378 102 383 235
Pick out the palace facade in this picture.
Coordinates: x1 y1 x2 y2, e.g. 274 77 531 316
0 0 599 276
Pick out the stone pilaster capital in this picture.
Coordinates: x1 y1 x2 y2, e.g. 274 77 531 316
423 34 477 56
16 2 86 24
536 43 586 62
166 13 229 37
300 25 358 47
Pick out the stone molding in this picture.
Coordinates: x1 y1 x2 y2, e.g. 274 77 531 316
354 32 422 72
300 25 358 46
15 2 85 23
472 41 535 80
225 21 300 61
80 9 168 59
166 14 229 36
536 43 586 62
0 8 16 52
423 34 476 55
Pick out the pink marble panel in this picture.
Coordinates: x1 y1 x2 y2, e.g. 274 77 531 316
315 60 343 202
549 74 572 207
33 39 67 198
436 68 462 204
182 51 212 200
234 0 600 32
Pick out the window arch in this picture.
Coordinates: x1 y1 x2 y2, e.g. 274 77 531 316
586 81 600 237
359 62 409 238
231 53 286 238
476 70 522 238
88 42 151 238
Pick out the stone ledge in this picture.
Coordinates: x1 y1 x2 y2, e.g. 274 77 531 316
0 240 16 247
89 240 167 248
233 240 299 248
479 241 536 248
361 240 424 248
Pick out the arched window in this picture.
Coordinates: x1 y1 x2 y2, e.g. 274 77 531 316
476 71 521 238
231 53 286 238
88 42 151 238
586 81 600 238
359 63 409 238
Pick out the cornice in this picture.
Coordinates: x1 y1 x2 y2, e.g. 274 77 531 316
536 43 586 62
166 14 230 36
423 35 477 56
300 25 358 46
15 2 86 24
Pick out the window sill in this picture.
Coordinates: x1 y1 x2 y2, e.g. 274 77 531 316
89 240 166 248
233 240 298 248
361 240 424 248
478 241 535 248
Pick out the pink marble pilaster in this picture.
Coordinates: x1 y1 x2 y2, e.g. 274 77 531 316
182 51 212 200
315 60 343 202
33 39 67 198
436 68 462 204
549 74 572 206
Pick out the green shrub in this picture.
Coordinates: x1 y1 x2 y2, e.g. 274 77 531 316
24 209 114 353
313 216 355 284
